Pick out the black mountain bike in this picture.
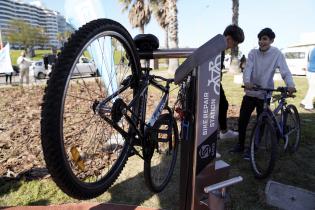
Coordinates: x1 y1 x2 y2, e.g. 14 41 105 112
248 86 301 179
41 19 178 199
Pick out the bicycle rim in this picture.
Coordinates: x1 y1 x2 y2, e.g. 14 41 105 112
144 113 179 192
285 104 301 153
250 116 277 179
41 19 140 199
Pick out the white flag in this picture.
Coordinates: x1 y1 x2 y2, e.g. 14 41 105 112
0 43 14 73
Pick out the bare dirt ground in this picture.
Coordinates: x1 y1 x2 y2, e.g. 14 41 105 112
0 84 241 180
0 85 48 179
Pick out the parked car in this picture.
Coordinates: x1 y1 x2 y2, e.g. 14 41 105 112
29 60 51 79
73 56 98 76
30 56 98 79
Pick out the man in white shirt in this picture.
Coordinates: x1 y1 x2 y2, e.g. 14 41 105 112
17 51 32 85
230 28 296 159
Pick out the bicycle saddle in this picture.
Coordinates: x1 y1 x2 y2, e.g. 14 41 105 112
134 34 159 51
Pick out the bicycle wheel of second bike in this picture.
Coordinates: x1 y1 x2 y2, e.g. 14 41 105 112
41 19 141 199
250 114 278 179
144 113 179 192
284 104 301 153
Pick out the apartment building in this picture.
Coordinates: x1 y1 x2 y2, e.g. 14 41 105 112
0 0 69 47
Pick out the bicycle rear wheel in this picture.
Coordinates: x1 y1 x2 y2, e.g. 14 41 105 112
250 114 278 179
41 19 141 199
284 104 301 153
144 113 179 192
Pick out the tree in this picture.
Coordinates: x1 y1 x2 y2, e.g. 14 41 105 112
119 0 178 71
231 0 240 59
228 0 241 73
151 0 168 48
5 19 48 55
119 0 151 34
165 0 179 73
151 0 169 65
57 31 72 48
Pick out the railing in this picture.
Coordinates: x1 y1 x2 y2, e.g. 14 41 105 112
138 48 196 59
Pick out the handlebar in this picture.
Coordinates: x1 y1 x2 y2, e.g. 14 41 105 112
241 85 296 98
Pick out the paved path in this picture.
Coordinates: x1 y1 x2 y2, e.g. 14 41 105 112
0 75 47 88
1 203 161 210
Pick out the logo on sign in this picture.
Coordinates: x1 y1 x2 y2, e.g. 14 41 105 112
199 144 211 159
208 55 221 95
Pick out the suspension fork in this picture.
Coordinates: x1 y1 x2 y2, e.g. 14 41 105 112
281 105 290 149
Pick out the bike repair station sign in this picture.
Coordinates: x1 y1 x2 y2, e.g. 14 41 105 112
195 53 221 174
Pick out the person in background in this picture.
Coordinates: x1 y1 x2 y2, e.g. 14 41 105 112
301 47 315 111
5 72 12 84
17 51 32 85
230 28 296 158
240 54 247 72
219 24 245 139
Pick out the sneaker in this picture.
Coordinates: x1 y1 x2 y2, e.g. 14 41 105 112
220 129 239 139
304 106 314 110
229 143 244 154
243 149 250 160
301 102 314 111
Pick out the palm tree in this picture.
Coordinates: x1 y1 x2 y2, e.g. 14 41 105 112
165 0 179 73
231 0 239 59
119 0 151 34
229 0 240 73
151 0 169 65
151 0 168 47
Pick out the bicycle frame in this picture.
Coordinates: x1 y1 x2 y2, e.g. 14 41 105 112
261 88 290 147
96 65 173 159
137 68 173 138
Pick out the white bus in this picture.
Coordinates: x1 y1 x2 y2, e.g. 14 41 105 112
282 45 315 76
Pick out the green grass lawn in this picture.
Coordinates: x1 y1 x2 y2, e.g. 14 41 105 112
10 50 52 65
0 73 314 210
218 74 315 209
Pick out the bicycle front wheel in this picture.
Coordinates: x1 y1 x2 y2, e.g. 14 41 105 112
144 113 179 192
284 104 301 153
41 19 141 199
250 114 278 179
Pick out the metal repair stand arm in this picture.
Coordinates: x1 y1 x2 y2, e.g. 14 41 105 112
173 34 243 210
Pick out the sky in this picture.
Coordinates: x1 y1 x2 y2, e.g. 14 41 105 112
26 0 315 56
